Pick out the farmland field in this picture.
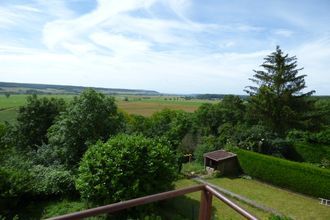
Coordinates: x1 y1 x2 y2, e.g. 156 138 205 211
0 94 216 123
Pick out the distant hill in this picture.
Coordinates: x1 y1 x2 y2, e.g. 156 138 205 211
0 82 160 95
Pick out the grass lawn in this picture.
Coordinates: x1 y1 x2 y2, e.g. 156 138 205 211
208 177 330 220
170 179 269 220
11 178 328 220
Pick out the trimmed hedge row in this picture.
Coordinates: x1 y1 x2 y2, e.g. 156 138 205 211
235 149 330 198
291 142 330 163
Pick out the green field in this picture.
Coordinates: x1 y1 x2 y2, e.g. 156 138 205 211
0 95 76 124
0 94 215 123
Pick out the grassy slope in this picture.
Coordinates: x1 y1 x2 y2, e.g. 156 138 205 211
171 179 269 220
18 178 329 220
208 177 330 220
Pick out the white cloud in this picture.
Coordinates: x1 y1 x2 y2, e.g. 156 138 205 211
292 36 330 95
1 0 330 94
273 29 294 37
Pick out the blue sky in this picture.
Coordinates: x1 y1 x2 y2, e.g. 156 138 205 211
1 0 330 94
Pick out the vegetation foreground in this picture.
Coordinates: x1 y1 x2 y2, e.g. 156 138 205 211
1 47 330 219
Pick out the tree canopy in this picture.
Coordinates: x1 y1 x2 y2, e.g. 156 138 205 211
245 46 315 135
46 89 124 168
15 95 66 151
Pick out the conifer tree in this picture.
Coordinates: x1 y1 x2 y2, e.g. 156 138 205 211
245 46 315 135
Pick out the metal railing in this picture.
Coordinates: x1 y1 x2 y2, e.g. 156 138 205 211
48 184 258 220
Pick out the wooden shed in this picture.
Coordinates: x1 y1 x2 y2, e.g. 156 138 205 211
203 150 239 176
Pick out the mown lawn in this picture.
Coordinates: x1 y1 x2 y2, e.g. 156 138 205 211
14 178 329 220
38 179 268 220
207 177 330 220
170 179 269 220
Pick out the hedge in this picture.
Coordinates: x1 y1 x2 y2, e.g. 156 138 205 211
235 149 330 198
290 142 330 163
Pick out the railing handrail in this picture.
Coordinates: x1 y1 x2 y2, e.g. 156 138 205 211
47 184 258 220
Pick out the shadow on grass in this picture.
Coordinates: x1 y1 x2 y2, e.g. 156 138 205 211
157 195 217 220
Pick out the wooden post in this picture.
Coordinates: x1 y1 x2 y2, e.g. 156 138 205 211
199 189 212 220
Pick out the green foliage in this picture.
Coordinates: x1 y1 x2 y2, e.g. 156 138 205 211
127 109 193 151
125 114 151 134
288 142 330 165
195 103 223 136
76 134 178 205
268 214 293 220
181 162 205 176
41 200 86 219
195 95 245 136
148 109 192 149
220 95 246 124
194 136 221 163
15 94 66 151
286 129 330 165
30 165 75 196
0 166 32 199
245 46 315 135
287 127 330 145
46 89 124 168
235 149 330 198
0 123 7 150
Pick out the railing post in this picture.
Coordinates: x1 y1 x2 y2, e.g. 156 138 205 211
199 188 212 220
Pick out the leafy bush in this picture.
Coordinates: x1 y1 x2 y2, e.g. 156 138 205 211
15 95 66 151
289 142 330 165
0 166 32 199
287 128 330 145
30 165 75 196
194 136 221 163
235 149 330 198
181 162 205 176
41 200 86 219
76 134 178 205
46 89 124 168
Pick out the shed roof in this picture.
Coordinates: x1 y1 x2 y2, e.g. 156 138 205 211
203 150 237 162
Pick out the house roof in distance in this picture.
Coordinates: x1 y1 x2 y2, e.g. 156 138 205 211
203 150 237 162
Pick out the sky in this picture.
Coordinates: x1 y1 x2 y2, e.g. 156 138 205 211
1 0 330 94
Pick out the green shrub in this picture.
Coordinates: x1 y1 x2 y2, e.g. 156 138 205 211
41 200 86 219
235 149 330 198
290 142 330 164
194 136 222 163
0 166 32 198
181 162 205 176
30 165 75 196
76 134 178 205
47 89 124 168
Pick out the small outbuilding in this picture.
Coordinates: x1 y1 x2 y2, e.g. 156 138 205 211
203 150 239 176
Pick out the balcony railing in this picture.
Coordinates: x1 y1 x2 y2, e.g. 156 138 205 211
48 184 258 220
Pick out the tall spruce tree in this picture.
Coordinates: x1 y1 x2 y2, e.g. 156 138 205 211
245 46 315 135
